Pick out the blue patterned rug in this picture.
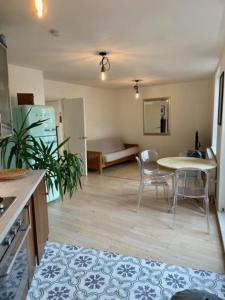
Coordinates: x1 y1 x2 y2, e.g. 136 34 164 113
28 242 225 300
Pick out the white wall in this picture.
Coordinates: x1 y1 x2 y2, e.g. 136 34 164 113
8 64 45 105
7 65 117 141
116 79 213 157
44 80 117 140
7 66 213 159
215 49 225 211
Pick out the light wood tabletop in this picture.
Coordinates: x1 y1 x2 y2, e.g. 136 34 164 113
157 156 217 170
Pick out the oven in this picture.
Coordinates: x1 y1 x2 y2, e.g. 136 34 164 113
0 209 30 300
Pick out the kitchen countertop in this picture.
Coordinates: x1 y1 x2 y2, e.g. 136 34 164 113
0 170 46 243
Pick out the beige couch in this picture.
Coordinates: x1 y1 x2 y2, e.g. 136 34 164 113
87 137 139 174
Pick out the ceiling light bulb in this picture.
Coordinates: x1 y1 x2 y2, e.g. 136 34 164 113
133 79 142 99
100 65 106 81
35 0 44 18
101 71 106 81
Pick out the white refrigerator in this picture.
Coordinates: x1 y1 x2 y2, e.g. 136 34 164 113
12 105 60 203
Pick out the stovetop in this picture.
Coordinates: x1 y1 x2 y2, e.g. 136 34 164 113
0 196 16 217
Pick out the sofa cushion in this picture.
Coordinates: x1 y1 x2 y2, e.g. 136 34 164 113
87 137 125 154
103 146 139 163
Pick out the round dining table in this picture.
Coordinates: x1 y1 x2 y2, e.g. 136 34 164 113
157 156 217 170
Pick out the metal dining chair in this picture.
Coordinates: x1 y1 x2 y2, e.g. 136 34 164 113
172 168 210 233
136 150 173 210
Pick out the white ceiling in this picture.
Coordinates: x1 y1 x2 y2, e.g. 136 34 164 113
1 0 225 88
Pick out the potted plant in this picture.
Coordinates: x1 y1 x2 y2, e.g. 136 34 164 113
0 111 83 199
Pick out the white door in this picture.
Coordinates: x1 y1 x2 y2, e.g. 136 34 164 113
63 98 87 175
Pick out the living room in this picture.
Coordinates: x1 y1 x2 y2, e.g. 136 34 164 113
1 1 225 299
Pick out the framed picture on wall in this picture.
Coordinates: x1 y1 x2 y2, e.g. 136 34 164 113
218 71 224 126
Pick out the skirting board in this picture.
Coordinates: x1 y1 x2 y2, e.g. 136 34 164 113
217 211 225 255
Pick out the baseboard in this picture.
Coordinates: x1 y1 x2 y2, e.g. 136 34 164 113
217 211 225 255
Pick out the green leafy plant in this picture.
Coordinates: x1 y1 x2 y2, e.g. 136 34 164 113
0 110 83 199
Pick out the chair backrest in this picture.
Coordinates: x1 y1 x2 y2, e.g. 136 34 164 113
178 150 202 158
178 151 188 157
140 149 158 163
136 156 142 177
139 149 158 172
140 150 158 163
174 168 208 198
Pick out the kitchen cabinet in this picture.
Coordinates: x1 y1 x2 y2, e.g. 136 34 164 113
24 201 36 284
24 177 49 283
0 170 49 299
31 178 49 265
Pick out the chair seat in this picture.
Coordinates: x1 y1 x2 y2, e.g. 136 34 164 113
143 169 157 175
143 169 173 177
143 177 169 184
149 180 169 186
176 186 205 198
143 171 173 186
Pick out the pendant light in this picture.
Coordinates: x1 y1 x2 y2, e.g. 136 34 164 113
133 80 142 99
99 51 110 81
34 0 46 18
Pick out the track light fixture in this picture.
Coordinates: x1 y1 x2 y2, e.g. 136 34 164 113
133 80 142 99
99 51 110 81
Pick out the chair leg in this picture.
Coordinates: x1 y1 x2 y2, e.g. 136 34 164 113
163 184 166 199
205 197 210 234
137 182 144 209
155 183 159 200
184 173 187 190
169 176 175 213
172 195 178 229
202 197 206 214
167 184 172 213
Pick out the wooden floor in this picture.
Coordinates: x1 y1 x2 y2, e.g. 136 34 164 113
48 162 224 273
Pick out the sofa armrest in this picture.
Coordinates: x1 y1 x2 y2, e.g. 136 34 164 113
87 150 102 155
124 143 139 149
87 150 103 174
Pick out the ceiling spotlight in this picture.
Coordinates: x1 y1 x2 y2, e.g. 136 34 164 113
133 80 142 99
34 0 46 18
99 51 110 81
